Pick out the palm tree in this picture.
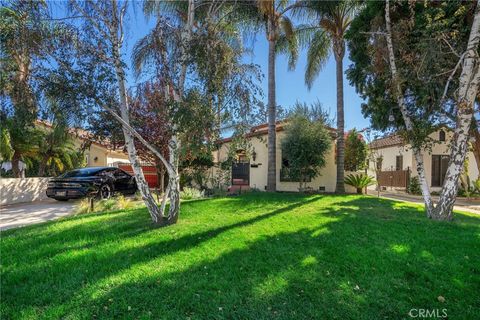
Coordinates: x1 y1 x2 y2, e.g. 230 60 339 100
295 1 358 193
246 0 298 192
0 115 41 177
37 120 77 177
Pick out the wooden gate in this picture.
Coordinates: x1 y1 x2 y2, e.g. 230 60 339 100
378 169 410 189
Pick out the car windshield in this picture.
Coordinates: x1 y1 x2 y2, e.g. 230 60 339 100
58 168 105 178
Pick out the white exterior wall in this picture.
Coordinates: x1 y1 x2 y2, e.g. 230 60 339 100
212 132 356 193
0 178 50 205
73 140 130 168
373 145 413 171
368 130 479 192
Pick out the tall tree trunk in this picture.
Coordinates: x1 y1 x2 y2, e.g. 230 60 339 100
110 0 162 223
37 155 49 177
334 52 345 193
165 137 180 223
385 0 435 215
157 0 195 224
156 158 165 194
469 118 480 174
267 36 277 192
432 3 480 220
11 151 21 178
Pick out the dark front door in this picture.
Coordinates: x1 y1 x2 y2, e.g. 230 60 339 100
431 155 449 187
232 162 249 185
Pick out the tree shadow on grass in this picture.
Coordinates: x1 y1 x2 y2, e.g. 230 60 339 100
69 198 479 320
83 199 479 319
1 196 323 316
1 192 316 262
2 195 479 319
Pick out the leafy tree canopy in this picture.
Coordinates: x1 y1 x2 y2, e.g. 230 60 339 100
346 0 476 147
281 103 332 190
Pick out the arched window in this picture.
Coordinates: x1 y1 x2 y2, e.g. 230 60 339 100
439 130 446 142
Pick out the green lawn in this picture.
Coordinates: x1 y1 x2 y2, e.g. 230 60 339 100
1 193 479 319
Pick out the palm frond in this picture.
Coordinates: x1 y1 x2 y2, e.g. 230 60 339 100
131 28 159 78
143 0 187 21
278 15 298 70
305 30 330 89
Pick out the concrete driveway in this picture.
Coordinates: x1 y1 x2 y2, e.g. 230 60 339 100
0 199 78 231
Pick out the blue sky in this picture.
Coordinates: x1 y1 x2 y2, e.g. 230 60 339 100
121 6 370 131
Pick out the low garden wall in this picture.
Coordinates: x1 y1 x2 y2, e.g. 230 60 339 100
0 177 50 206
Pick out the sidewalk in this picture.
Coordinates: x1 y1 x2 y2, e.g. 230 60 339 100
367 190 480 215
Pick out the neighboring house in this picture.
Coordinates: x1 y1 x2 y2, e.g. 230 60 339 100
210 122 356 193
36 120 130 168
368 129 479 192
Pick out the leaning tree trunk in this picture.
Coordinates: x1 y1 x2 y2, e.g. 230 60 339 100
267 34 277 192
469 118 480 174
158 0 194 224
412 149 435 214
432 3 480 220
385 0 435 216
110 16 162 223
334 44 346 193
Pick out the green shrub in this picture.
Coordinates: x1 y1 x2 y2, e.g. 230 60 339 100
407 176 422 195
180 187 204 200
473 178 480 194
75 195 139 214
210 188 227 197
344 173 376 194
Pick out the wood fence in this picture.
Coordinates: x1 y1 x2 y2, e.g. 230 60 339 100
377 169 410 189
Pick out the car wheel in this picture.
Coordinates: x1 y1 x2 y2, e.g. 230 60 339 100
98 184 112 200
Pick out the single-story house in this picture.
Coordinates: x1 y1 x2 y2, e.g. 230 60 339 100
209 122 356 193
367 129 479 192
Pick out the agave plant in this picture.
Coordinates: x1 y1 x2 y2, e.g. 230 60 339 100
344 173 375 194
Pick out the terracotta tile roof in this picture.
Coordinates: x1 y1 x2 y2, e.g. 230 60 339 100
369 134 405 149
218 121 337 144
35 120 124 152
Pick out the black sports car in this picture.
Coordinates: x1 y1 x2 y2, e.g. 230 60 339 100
46 167 137 201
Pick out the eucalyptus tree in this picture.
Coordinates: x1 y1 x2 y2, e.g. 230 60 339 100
134 0 196 223
293 0 359 193
135 0 262 196
69 0 182 225
347 0 480 220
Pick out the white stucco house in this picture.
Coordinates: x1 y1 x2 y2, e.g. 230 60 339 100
367 129 479 192
209 122 356 193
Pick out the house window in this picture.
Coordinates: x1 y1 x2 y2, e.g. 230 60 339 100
235 150 248 163
376 157 383 171
431 155 449 187
439 130 446 142
280 156 311 182
395 155 403 171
